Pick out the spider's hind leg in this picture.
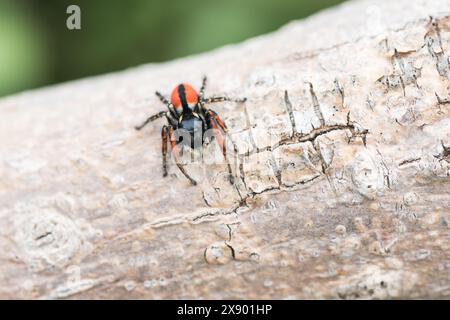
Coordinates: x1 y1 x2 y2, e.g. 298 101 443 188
206 110 235 185
168 127 197 186
161 125 169 177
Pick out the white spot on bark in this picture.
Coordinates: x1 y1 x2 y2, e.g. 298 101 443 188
13 208 87 271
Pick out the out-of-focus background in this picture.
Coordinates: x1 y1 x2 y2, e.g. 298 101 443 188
0 0 345 97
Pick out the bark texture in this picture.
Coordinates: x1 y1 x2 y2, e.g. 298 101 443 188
1 0 450 299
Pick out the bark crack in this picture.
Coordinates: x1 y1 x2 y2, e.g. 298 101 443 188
192 173 323 224
434 141 450 163
284 90 297 135
435 92 450 105
398 157 421 166
378 49 421 95
376 149 392 189
425 16 450 81
308 82 326 127
334 79 345 107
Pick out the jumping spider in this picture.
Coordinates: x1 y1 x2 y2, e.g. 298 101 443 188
135 76 246 186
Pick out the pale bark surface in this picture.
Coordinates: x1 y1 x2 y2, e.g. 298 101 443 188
1 0 450 299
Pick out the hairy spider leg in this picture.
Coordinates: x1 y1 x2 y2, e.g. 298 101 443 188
161 125 169 177
207 110 235 184
168 126 197 186
201 96 247 104
155 91 171 105
135 111 167 130
199 76 207 99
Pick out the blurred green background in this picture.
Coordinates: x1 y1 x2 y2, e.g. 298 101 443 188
0 0 345 97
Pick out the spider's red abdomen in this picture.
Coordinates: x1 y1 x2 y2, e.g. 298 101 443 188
171 83 199 111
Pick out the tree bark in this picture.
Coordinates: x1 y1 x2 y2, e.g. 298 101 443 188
1 0 449 299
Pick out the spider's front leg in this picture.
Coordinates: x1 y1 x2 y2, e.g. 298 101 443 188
135 111 167 130
201 96 247 104
135 91 177 131
199 76 207 100
155 91 171 106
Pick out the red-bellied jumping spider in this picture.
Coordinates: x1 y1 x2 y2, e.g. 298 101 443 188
135 76 246 186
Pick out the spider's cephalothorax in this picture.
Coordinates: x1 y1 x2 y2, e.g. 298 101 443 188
135 76 246 186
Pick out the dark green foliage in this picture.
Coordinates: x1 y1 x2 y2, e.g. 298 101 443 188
0 0 345 96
